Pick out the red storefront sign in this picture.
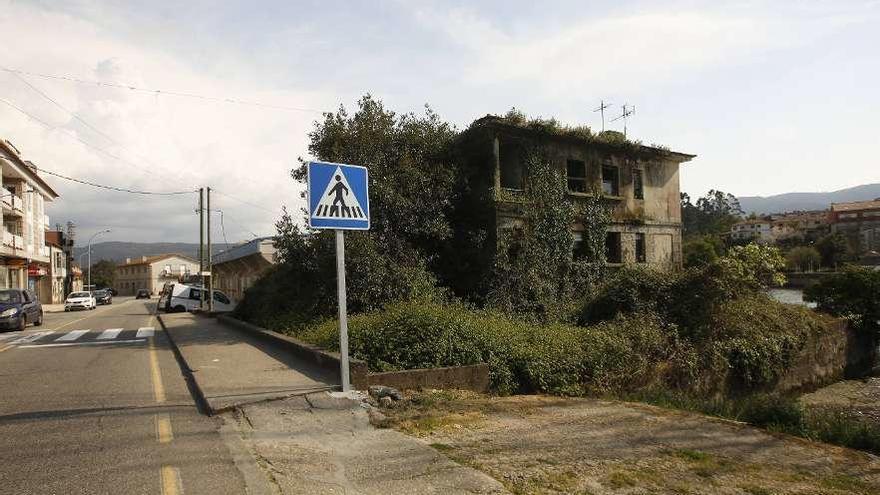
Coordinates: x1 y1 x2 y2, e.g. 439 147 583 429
27 264 47 277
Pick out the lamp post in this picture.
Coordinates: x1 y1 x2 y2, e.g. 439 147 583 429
87 229 111 291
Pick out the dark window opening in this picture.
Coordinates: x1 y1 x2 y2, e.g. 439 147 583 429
566 159 587 193
572 232 586 260
635 233 646 263
602 164 619 196
499 139 524 190
605 232 622 263
633 169 644 200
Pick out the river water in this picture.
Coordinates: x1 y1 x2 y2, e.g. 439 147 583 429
768 288 817 308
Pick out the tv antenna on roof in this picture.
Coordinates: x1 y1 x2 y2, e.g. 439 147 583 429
610 104 636 137
593 100 612 132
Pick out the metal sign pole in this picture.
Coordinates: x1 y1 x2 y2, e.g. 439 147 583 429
335 229 351 392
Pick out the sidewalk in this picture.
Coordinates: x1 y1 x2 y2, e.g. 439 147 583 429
158 312 508 494
158 312 337 414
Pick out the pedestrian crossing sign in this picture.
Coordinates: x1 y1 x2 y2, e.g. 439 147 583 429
307 161 370 230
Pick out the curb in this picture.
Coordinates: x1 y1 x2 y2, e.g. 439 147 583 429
155 313 214 416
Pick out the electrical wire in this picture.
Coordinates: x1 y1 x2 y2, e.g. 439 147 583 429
8 70 191 184
0 97 178 183
1 66 324 114
212 189 279 214
32 165 196 196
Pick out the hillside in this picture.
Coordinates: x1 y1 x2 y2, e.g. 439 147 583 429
73 242 201 264
738 183 880 215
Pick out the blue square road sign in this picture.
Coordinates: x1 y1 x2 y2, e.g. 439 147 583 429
307 161 370 230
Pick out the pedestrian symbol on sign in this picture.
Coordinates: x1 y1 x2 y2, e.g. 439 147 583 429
307 161 370 230
312 168 366 220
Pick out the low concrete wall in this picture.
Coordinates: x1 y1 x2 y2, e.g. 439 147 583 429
217 315 490 393
361 364 490 393
774 318 874 394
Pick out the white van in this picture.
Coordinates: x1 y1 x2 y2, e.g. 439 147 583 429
160 283 235 313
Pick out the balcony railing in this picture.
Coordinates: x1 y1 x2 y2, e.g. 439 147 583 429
40 245 50 257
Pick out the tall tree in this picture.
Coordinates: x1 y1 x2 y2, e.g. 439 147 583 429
88 259 116 288
681 190 743 236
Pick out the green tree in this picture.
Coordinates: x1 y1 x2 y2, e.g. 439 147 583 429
717 243 787 291
681 190 743 236
785 246 821 272
88 259 116 288
816 232 850 269
683 235 721 268
804 267 880 335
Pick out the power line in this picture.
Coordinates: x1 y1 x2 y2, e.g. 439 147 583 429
1 66 325 114
0 97 176 183
32 165 196 196
8 69 190 183
212 189 279 214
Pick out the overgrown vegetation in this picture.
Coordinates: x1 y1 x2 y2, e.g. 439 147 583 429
805 267 880 336
627 388 880 455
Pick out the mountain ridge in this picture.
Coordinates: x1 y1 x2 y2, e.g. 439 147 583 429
737 183 880 215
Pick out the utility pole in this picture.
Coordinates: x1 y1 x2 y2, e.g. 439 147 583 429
611 104 636 137
207 187 213 312
593 100 612 132
199 188 204 310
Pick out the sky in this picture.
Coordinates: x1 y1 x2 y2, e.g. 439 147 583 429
1 0 878 245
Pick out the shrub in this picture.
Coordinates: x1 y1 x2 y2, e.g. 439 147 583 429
785 246 821 272
804 266 880 334
294 301 678 396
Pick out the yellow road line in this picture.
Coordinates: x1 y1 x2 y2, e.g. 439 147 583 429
149 338 166 403
160 465 181 495
0 344 11 353
155 414 174 443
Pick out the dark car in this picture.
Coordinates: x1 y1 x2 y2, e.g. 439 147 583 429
135 289 151 299
0 289 43 331
94 289 113 305
106 287 118 296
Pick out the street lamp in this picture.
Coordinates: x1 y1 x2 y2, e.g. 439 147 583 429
87 229 111 291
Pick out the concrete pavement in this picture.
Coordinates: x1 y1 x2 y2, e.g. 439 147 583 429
158 312 337 414
0 298 250 494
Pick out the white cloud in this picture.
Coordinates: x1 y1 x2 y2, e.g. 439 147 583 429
0 1 333 244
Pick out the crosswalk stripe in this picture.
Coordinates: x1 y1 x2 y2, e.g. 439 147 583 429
97 328 124 340
0 332 22 342
10 331 52 344
55 329 89 342
136 327 155 338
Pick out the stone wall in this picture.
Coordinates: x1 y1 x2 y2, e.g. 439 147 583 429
774 318 874 394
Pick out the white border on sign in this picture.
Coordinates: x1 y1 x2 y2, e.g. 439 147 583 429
306 161 370 230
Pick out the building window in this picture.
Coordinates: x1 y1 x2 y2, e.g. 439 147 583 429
633 169 644 200
839 213 858 219
635 233 646 263
499 139 524 190
602 163 619 196
572 232 586 260
566 159 587 193
605 232 622 263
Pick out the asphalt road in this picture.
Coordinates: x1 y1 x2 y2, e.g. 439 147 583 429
0 297 248 495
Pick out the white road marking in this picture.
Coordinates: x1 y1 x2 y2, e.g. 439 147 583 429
0 332 23 341
136 327 154 338
10 331 52 344
97 328 124 340
18 339 146 348
54 329 89 342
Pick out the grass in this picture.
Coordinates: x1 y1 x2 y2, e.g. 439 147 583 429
624 388 880 456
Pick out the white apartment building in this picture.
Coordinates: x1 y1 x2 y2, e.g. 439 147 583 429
0 139 59 297
730 219 774 244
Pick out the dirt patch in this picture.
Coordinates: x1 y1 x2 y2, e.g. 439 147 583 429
379 391 880 494
802 377 880 425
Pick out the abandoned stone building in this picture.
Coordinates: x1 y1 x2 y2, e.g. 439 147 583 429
456 116 695 270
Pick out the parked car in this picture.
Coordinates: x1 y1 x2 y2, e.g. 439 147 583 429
94 289 112 305
65 291 96 311
160 283 235 313
106 287 118 296
0 289 43 331
135 288 151 299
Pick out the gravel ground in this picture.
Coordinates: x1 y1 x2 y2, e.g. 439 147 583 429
802 377 880 425
379 391 880 495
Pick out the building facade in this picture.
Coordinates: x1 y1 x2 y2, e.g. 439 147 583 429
116 254 200 295
43 230 74 304
0 139 59 298
456 116 695 272
212 237 277 301
730 220 774 244
830 199 880 253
